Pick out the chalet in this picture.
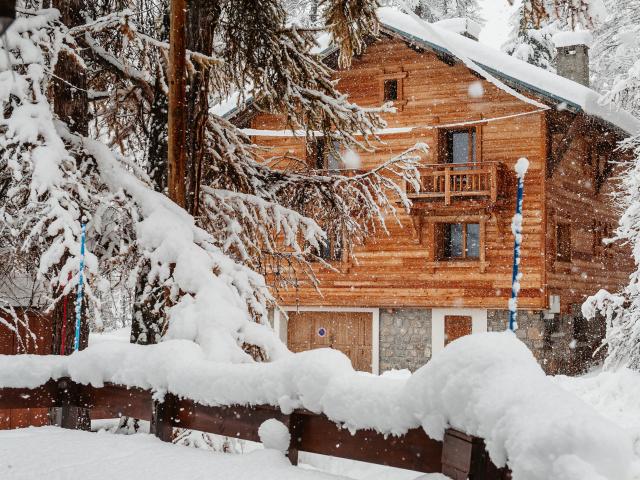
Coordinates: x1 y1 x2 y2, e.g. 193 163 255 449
223 8 639 375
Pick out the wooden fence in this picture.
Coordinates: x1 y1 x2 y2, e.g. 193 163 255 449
0 379 511 480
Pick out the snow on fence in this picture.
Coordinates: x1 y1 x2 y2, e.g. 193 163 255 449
0 378 508 479
0 332 633 480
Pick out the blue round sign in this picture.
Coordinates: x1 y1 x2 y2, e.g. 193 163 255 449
317 327 327 338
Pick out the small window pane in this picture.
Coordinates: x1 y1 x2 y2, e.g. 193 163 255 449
445 129 476 165
384 79 398 101
466 223 480 258
327 140 341 170
444 223 464 258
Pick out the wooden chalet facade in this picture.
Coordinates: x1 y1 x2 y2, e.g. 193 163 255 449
227 9 638 375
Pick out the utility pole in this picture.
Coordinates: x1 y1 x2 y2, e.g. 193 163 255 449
168 0 187 207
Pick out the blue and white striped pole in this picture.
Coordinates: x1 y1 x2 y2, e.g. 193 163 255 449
73 222 86 351
509 158 529 332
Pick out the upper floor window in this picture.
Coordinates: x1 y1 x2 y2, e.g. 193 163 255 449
383 79 398 101
307 138 341 170
438 223 480 260
556 223 572 262
310 231 344 262
441 128 477 165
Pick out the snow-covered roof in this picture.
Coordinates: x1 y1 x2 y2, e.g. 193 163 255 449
376 8 639 135
433 17 482 40
216 7 639 136
553 30 594 48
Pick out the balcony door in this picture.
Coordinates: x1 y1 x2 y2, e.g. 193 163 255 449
442 128 477 168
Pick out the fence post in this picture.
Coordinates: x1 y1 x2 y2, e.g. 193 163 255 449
151 394 176 442
51 378 90 431
441 429 511 480
286 412 304 465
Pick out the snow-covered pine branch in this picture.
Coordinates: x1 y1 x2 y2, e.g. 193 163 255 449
0 7 286 361
202 115 425 293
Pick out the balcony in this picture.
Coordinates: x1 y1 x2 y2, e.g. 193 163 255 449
407 162 505 208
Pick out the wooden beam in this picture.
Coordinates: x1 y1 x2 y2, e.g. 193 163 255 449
0 379 59 409
167 0 187 207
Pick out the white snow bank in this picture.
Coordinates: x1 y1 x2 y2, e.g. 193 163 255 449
555 368 640 469
0 427 349 480
0 332 634 480
404 332 633 480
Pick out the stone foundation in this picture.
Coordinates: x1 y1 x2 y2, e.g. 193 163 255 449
487 307 605 375
379 308 432 372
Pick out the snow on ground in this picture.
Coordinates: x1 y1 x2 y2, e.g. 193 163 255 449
0 427 347 480
0 332 635 480
0 427 448 480
555 368 640 476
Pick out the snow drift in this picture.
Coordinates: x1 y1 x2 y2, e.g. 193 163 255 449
0 332 633 480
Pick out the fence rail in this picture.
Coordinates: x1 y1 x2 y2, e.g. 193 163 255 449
0 379 510 479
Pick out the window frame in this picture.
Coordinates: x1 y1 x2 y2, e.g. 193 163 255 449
422 215 487 272
308 229 345 263
306 138 342 171
379 71 407 107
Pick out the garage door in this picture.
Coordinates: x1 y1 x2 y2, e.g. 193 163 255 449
287 311 373 372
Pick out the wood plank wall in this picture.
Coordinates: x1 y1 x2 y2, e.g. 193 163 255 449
545 118 633 312
251 37 549 310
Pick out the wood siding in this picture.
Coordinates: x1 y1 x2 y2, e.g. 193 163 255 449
545 115 633 312
250 36 627 312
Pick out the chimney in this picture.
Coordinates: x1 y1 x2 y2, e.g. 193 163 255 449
553 31 593 87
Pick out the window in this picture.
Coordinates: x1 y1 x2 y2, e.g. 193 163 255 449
556 223 572 262
311 231 343 262
438 223 480 260
306 138 341 170
383 79 398 101
441 129 477 165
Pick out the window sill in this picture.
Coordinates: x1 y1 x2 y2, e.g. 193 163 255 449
426 260 488 273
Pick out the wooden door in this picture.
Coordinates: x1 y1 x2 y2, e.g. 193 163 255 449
444 315 472 346
287 311 373 372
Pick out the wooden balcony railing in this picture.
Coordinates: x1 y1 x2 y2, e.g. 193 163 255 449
408 162 500 206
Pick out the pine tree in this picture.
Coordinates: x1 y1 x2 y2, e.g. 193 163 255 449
502 1 563 71
0 0 423 359
591 0 640 115
390 0 483 23
502 0 601 72
582 1 640 370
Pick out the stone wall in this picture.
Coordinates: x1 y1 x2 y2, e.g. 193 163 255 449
379 308 431 372
487 307 605 375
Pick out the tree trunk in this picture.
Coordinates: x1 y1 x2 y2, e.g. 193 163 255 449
167 0 188 208
184 0 219 216
50 0 89 356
